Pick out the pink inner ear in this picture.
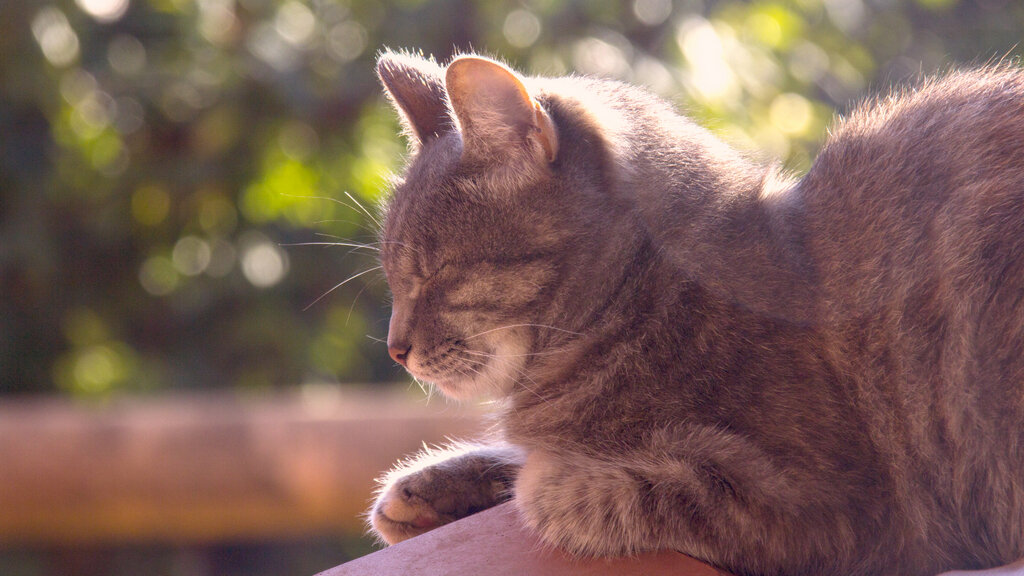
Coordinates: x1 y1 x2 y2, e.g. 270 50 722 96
445 56 557 163
533 102 558 163
446 58 535 135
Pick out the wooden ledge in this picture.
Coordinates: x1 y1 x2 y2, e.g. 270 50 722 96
0 389 485 544
317 504 1024 576
318 502 729 576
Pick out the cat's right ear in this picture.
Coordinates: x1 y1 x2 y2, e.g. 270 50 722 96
445 56 558 165
376 51 450 148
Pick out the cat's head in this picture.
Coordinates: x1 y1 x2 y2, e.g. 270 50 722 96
375 51 618 400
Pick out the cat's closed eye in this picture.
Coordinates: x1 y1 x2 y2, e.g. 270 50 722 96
443 260 553 309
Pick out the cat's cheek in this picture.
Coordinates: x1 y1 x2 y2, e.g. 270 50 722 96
433 335 530 400
477 333 530 395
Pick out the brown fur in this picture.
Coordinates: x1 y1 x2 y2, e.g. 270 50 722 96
368 51 1024 576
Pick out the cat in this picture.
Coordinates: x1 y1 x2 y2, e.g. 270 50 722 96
366 50 1024 576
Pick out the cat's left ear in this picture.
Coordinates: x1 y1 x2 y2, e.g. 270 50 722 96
377 51 451 148
445 56 558 164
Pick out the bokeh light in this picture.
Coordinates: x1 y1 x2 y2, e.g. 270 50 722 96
139 255 180 296
240 232 289 288
76 0 130 23
172 236 213 277
107 35 146 75
503 10 542 49
633 0 672 26
32 7 80 67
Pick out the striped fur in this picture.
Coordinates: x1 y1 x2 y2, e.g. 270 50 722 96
369 52 1024 576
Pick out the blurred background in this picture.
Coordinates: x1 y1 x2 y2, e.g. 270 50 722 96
1 0 1022 574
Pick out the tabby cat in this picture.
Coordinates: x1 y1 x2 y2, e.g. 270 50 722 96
366 50 1024 576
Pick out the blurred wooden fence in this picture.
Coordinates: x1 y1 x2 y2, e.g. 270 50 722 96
0 387 485 545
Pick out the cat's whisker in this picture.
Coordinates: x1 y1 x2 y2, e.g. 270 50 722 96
446 362 490 393
304 266 383 311
407 373 435 399
506 369 550 406
311 235 389 262
312 232 387 247
377 239 423 256
455 364 484 380
290 242 379 266
278 193 381 232
462 323 584 341
280 241 381 252
312 219 378 231
345 277 379 325
458 357 510 396
462 348 564 359
342 190 384 230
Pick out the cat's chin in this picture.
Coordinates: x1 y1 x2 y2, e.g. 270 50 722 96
431 371 512 401
432 377 487 400
403 365 493 400
425 356 523 401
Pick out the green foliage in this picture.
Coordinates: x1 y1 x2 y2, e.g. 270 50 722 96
1 0 1022 396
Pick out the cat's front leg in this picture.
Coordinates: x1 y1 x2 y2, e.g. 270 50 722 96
515 439 837 573
369 443 523 544
514 449 666 557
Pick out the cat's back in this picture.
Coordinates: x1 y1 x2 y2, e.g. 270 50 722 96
799 66 1024 317
798 67 1024 391
788 67 1024 570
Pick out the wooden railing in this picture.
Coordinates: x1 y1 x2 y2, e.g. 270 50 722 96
320 505 1024 576
317 501 729 576
0 387 484 544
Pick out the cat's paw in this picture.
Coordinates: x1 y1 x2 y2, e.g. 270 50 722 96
369 444 522 544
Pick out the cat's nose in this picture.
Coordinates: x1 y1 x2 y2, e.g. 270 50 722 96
388 344 411 367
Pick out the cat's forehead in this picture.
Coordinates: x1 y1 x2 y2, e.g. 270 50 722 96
380 113 566 274
390 131 464 209
380 135 464 264
404 131 463 183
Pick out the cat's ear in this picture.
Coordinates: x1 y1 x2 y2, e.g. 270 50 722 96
377 51 451 147
445 56 558 164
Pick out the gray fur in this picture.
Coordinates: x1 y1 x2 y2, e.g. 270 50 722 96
368 51 1024 576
